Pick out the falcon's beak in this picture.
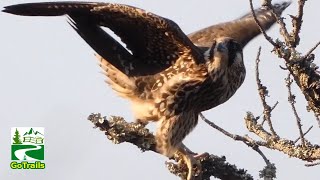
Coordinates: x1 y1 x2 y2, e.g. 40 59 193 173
216 43 227 52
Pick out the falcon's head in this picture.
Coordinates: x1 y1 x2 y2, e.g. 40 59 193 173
205 37 243 74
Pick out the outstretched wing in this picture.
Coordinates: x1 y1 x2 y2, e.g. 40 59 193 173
3 1 203 76
188 1 291 48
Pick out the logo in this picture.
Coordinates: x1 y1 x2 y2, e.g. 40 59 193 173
10 127 45 169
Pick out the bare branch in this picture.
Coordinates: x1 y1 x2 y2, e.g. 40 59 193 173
199 113 266 147
285 59 320 127
87 113 254 180
271 101 279 112
249 0 278 47
200 109 320 169
260 0 293 47
199 113 276 179
286 73 306 146
255 0 320 126
290 0 306 47
255 47 278 136
305 161 320 167
302 41 320 60
294 126 313 144
245 113 320 162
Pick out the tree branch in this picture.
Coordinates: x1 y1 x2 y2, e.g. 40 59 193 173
249 0 278 47
250 0 320 126
245 47 320 163
87 113 254 180
286 73 306 146
255 47 277 136
290 0 306 47
245 112 320 162
199 113 276 179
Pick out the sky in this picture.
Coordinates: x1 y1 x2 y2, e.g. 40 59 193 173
0 0 319 179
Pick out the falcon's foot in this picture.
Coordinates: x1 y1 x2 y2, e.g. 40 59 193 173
194 152 210 160
176 145 204 180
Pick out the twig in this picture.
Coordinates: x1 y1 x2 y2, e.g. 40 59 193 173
254 146 271 166
255 47 278 136
268 1 293 47
259 101 279 126
305 161 320 167
255 146 276 179
271 101 279 111
249 0 278 47
302 41 320 60
286 73 306 146
294 126 313 144
245 112 320 162
199 113 276 179
290 0 306 47
199 113 266 147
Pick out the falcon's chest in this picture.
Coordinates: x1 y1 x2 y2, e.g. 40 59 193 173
140 60 245 119
195 63 246 112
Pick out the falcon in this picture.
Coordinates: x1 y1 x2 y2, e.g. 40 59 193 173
3 1 290 179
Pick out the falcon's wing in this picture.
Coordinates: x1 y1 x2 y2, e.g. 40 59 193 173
3 1 203 76
188 1 291 48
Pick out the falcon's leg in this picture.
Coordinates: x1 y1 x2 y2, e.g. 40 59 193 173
156 112 201 180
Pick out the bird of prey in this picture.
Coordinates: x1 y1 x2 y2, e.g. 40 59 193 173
3 1 290 179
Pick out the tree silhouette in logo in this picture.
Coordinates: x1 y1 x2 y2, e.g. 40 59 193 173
12 128 22 144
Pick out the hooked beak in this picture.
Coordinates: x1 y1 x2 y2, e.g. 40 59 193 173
217 43 227 52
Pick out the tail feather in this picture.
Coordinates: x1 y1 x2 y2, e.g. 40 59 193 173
238 1 292 31
188 1 291 48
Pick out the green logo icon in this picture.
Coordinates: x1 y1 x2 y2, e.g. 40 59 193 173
11 127 45 169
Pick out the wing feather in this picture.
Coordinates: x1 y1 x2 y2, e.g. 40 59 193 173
3 1 204 76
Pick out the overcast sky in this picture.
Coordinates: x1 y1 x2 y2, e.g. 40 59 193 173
1 0 319 179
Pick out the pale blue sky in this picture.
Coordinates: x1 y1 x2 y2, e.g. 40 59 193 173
1 0 319 179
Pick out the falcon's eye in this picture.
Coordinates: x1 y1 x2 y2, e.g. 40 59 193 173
227 40 242 66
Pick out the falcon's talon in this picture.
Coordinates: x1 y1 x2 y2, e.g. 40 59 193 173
3 1 291 179
175 144 203 180
194 152 210 160
186 154 202 180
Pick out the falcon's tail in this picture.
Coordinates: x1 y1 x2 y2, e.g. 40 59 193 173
231 1 292 47
238 1 292 32
188 1 291 48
